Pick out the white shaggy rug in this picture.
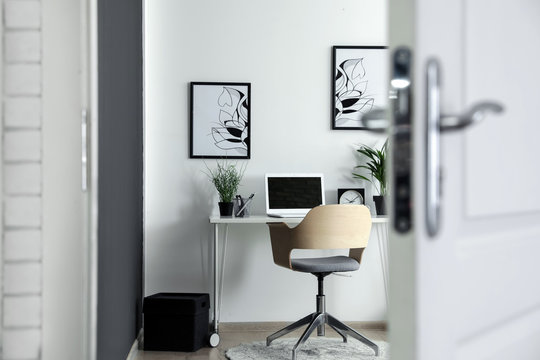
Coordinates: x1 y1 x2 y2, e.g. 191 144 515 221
226 338 389 360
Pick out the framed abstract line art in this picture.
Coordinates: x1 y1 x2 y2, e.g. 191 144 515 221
332 46 388 130
190 82 251 159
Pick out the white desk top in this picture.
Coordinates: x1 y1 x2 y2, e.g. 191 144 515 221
209 215 389 224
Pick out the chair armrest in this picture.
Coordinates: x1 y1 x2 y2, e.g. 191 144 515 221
267 223 294 269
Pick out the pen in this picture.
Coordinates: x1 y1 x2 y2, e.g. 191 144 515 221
236 193 255 217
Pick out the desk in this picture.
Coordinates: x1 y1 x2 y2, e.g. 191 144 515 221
207 215 389 346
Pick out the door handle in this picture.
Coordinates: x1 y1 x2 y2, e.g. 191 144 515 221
361 108 389 133
440 102 504 131
81 108 88 192
425 58 504 237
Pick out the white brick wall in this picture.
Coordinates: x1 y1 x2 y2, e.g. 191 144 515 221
5 31 41 62
4 130 41 161
4 64 41 95
3 296 41 327
5 131 41 163
2 0 43 358
4 163 41 194
4 196 42 227
3 263 41 295
4 230 41 261
2 329 41 359
4 97 42 128
4 1 41 29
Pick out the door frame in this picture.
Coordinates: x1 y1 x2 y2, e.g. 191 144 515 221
0 1 4 350
41 0 99 358
387 0 417 358
86 0 100 358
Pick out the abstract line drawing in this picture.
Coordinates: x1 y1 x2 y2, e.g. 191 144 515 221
332 46 388 130
335 57 375 125
211 87 249 153
190 82 251 159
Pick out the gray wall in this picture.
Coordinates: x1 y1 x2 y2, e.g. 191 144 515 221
98 0 144 358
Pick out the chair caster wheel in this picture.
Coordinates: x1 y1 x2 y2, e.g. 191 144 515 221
209 332 220 347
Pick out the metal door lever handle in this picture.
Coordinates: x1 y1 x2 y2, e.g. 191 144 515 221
361 109 390 133
426 58 504 237
440 102 504 131
362 92 504 134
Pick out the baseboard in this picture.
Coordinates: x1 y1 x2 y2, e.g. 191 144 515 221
219 321 387 332
125 328 143 360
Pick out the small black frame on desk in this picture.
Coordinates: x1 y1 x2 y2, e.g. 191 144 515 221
190 82 251 159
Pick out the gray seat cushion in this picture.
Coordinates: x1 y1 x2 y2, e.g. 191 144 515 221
291 256 360 273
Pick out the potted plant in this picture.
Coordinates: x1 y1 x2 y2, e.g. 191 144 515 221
353 140 388 215
205 161 246 216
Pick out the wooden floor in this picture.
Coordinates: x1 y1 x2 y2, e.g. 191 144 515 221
133 322 387 360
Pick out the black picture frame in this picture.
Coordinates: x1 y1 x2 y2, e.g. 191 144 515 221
190 82 251 159
332 46 388 130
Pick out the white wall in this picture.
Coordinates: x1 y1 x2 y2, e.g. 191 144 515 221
2 0 44 358
145 0 388 322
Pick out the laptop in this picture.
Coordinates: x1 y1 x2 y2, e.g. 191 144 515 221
265 173 325 218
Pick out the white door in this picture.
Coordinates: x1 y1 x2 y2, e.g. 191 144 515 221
42 0 97 359
388 0 540 359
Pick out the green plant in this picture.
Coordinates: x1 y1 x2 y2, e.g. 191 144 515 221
205 161 246 203
353 140 388 196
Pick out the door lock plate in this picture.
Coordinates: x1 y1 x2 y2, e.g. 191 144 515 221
391 48 413 233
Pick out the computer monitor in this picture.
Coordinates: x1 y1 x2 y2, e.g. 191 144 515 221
265 173 325 217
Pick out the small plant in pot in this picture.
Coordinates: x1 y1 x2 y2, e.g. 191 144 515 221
205 161 246 216
353 140 388 215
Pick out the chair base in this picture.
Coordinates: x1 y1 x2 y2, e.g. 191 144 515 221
266 311 379 360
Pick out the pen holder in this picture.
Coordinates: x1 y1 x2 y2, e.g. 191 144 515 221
234 197 251 217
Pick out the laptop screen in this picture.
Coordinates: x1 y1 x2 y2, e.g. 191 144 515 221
265 174 325 216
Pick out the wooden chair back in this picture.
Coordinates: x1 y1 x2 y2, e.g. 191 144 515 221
267 204 372 269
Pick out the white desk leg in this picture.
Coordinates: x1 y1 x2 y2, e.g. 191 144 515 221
209 223 220 347
376 223 389 306
218 225 229 322
209 223 229 347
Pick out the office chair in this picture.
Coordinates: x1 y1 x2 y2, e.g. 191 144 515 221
266 204 379 360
